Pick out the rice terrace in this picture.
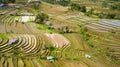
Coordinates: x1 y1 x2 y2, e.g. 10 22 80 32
0 0 120 67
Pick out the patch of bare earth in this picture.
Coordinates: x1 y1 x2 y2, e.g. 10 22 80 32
45 33 70 48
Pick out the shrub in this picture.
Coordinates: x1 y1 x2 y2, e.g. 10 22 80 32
33 3 39 10
70 3 81 11
70 3 86 13
81 6 86 12
46 44 55 51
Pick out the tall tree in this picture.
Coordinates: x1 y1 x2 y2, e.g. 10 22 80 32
9 0 15 3
81 6 86 12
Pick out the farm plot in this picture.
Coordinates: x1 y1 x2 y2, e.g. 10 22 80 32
0 8 39 34
62 33 90 59
0 34 45 56
85 19 120 33
63 13 99 28
0 8 15 15
0 55 102 67
41 3 68 16
97 39 120 60
51 59 89 67
2 15 38 34
45 33 70 48
0 1 119 67
0 8 19 33
0 23 6 33
64 33 87 50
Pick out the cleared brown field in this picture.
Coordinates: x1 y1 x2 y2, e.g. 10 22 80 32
45 33 70 48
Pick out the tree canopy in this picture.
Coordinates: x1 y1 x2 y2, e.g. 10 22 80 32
0 0 16 3
35 13 49 24
42 0 71 6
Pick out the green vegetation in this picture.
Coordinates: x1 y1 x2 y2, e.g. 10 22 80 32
102 0 120 10
57 26 73 34
0 0 119 67
35 13 49 24
0 34 7 40
80 27 94 48
46 44 55 51
0 0 16 3
37 24 55 33
42 0 71 6
33 3 39 10
71 0 120 19
70 3 86 12
70 3 81 11
80 6 86 12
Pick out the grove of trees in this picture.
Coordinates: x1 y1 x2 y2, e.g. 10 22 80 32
0 0 16 3
35 13 49 24
42 0 71 6
70 3 86 12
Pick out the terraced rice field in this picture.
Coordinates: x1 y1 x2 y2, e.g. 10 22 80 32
45 33 70 48
0 34 44 55
0 7 73 66
0 10 39 34
85 19 120 33
0 1 120 67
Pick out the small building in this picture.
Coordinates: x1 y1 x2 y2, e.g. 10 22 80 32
85 54 91 59
47 56 55 62
0 4 6 8
7 38 19 45
8 3 15 7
